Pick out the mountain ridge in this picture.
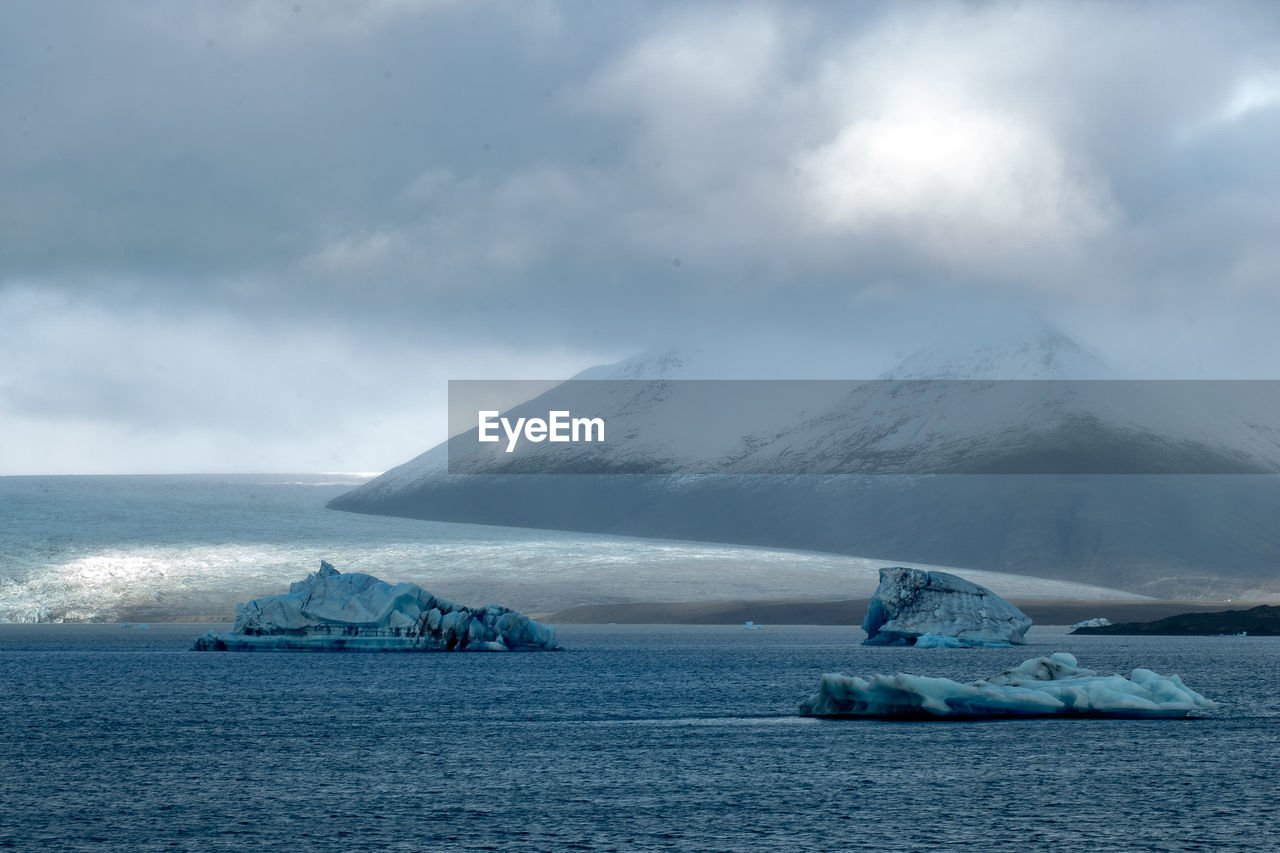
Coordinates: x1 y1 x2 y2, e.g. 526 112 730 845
330 325 1280 599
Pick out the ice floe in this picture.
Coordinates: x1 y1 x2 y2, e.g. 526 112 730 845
798 652 1218 719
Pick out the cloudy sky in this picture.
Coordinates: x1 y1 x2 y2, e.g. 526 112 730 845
4 0 1279 474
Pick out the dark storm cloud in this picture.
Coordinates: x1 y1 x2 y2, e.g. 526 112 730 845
3 0 1280 472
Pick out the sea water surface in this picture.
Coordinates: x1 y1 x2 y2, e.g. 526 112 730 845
1 625 1277 851
2 475 1267 850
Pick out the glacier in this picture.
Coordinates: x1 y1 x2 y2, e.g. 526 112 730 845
798 652 1219 719
862 567 1032 647
192 562 558 652
0 473 1148 624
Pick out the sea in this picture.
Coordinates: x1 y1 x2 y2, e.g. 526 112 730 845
2 625 1277 851
1 475 1276 851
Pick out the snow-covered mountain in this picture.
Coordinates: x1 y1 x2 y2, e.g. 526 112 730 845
330 325 1280 598
881 322 1115 380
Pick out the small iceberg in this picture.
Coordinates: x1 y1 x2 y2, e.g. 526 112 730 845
798 652 1218 719
743 621 764 631
193 561 558 652
861 567 1031 647
1070 617 1112 629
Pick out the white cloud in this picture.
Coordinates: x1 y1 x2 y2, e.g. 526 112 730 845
1220 73 1280 122
582 8 785 122
0 283 615 474
795 107 1114 264
7 1 1280 471
576 7 796 189
570 2 1124 284
304 231 398 276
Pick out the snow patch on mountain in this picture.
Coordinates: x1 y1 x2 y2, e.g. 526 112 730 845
882 321 1116 380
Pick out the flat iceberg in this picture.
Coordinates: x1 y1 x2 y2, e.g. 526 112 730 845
798 652 1219 719
1071 617 1112 629
861 566 1031 647
193 561 558 652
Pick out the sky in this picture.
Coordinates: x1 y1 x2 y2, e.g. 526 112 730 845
3 0 1280 474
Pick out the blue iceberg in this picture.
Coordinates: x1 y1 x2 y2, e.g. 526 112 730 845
799 652 1218 719
193 562 557 652
862 567 1031 647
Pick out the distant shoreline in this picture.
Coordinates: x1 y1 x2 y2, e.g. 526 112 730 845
3 599 1264 628
539 598 1261 626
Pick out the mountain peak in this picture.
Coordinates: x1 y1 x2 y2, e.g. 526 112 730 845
571 344 704 380
881 321 1115 380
